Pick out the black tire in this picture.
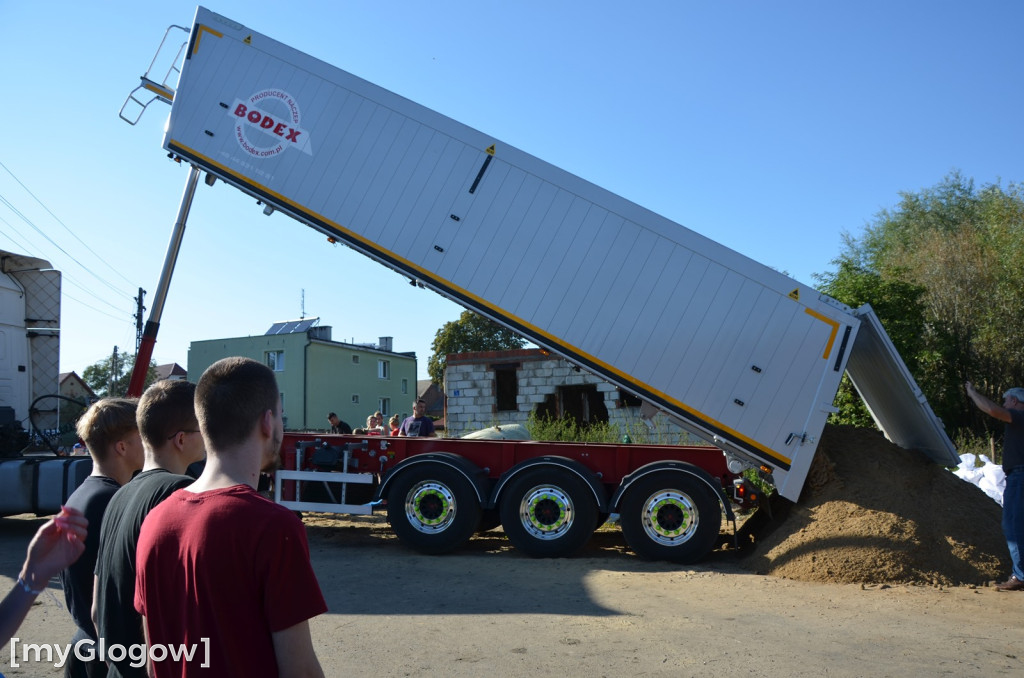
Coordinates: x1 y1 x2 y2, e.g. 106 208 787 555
499 467 598 558
386 464 481 555
619 471 721 564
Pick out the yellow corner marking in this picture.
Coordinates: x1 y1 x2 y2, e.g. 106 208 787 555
142 81 175 102
804 308 840 360
485 144 496 156
191 25 224 56
788 288 800 300
169 139 793 468
243 34 253 45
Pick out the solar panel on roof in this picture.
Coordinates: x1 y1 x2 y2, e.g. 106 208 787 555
265 318 318 335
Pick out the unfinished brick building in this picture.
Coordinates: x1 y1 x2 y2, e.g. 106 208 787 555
444 348 693 443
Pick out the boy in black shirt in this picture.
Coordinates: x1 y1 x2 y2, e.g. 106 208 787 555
60 398 143 678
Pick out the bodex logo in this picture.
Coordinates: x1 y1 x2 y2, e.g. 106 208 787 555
229 89 312 158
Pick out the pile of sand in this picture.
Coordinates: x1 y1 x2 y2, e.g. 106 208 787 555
741 425 1009 586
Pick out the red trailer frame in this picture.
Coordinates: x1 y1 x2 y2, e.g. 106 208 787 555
274 432 756 563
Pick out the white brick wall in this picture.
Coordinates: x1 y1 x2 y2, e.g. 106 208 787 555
444 355 696 444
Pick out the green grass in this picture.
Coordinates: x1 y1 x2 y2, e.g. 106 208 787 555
523 411 706 446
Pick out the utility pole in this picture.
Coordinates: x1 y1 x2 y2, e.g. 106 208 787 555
109 345 120 396
300 288 305 319
134 288 147 352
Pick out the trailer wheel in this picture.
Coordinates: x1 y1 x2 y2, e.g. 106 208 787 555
619 472 720 564
499 468 598 557
386 465 481 555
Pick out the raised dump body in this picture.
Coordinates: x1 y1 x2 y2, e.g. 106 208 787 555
126 6 957 504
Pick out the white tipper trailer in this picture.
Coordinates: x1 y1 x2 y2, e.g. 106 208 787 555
122 6 958 506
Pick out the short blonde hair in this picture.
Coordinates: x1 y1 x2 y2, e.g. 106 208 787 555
76 398 138 462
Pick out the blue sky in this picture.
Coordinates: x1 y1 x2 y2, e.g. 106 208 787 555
1 1 1021 382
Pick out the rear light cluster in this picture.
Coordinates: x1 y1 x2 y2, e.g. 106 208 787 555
732 478 760 507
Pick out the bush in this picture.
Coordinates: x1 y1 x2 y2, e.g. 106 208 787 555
525 412 621 443
525 411 707 446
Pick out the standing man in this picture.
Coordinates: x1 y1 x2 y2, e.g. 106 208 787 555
135 357 326 677
965 381 1024 591
327 411 352 434
399 399 436 437
93 380 206 678
61 398 143 678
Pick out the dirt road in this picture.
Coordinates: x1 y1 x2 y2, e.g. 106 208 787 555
2 512 1021 677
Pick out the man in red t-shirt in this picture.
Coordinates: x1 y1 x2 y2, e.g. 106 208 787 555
135 357 326 677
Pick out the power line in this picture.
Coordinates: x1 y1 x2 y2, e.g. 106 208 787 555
0 191 133 301
0 159 136 287
0 220 38 256
60 274 131 313
62 291 136 324
0 218 128 314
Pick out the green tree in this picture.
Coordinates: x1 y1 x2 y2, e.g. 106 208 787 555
82 350 158 398
815 171 1024 436
427 311 526 385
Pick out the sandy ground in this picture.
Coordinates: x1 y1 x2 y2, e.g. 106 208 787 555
2 511 1023 678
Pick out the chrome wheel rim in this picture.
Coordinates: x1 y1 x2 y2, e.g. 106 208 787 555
405 480 456 534
519 485 575 540
640 490 698 546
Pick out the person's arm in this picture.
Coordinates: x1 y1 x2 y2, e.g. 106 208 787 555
90 574 99 634
141 616 157 678
966 381 1012 423
1 508 87 647
272 620 324 678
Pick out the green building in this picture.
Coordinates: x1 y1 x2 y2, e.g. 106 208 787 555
187 319 417 431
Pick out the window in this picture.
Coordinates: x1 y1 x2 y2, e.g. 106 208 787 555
401 378 408 394
536 385 609 425
352 355 359 364
379 398 390 415
494 364 518 411
378 360 390 380
351 394 360 404
617 388 643 408
266 350 284 372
